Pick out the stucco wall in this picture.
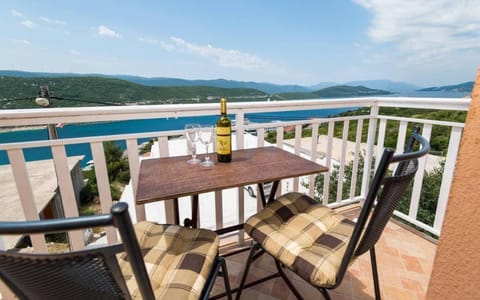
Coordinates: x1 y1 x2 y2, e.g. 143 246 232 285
426 69 480 299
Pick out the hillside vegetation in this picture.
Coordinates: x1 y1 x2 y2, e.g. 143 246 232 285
0 76 268 108
268 106 466 154
0 76 391 109
418 81 473 92
272 85 391 100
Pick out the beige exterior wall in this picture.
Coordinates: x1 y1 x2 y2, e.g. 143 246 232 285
426 69 480 299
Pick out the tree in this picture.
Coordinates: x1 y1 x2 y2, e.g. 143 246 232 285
80 141 130 204
308 152 444 234
397 161 444 226
307 153 368 203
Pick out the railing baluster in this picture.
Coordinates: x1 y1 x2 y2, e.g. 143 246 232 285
215 190 223 230
158 136 169 158
361 105 378 199
238 187 245 245
309 122 319 198
408 124 432 219
256 128 265 147
236 111 245 150
235 112 246 234
375 118 387 170
396 121 408 154
434 126 463 233
256 128 265 210
323 121 334 205
336 120 349 204
275 126 284 197
350 119 363 201
126 138 145 222
293 124 302 192
157 136 175 225
90 142 117 245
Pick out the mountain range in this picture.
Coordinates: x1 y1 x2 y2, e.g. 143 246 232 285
0 70 447 94
0 75 394 109
418 81 474 93
0 70 472 97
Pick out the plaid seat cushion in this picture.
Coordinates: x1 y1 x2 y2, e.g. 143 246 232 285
245 192 355 287
118 222 219 299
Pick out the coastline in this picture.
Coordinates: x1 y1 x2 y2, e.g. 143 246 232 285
0 125 46 133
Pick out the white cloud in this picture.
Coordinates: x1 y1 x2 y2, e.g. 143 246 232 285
354 0 480 61
138 37 158 45
10 9 25 17
21 20 36 28
97 25 121 38
69 49 81 56
40 16 66 25
11 39 30 45
160 41 175 51
166 37 275 71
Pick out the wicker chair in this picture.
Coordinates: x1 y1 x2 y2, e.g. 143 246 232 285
235 126 430 300
0 202 232 300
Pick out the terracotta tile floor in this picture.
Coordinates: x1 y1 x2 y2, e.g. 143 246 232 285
212 207 437 300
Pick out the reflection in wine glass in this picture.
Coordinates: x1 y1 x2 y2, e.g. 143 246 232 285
185 124 201 164
199 125 215 167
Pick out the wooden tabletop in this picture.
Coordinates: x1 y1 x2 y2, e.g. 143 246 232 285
135 146 328 205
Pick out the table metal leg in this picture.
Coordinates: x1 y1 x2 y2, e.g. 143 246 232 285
267 181 280 204
183 194 199 228
191 194 198 228
173 198 180 225
257 183 267 207
257 180 280 208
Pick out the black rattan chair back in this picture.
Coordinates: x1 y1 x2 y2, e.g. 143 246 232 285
0 202 154 300
334 126 430 296
235 126 430 300
355 157 418 256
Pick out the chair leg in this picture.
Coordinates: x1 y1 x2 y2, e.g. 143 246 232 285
235 242 261 300
318 287 331 300
201 255 232 300
220 256 233 300
274 259 303 300
275 257 333 300
370 247 382 300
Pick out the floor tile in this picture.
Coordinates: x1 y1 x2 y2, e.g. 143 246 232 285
218 211 436 299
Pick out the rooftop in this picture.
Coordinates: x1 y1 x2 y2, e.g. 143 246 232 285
0 156 83 248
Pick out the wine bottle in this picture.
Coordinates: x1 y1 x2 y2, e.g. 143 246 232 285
216 97 232 162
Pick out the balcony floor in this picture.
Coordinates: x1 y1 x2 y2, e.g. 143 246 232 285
214 206 437 300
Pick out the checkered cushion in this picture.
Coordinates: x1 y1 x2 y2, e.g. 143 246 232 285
245 192 355 287
118 222 219 299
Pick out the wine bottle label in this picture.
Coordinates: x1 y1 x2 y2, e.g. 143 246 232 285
217 136 231 154
216 127 231 135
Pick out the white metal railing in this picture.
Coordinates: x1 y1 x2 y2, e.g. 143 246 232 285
0 97 471 253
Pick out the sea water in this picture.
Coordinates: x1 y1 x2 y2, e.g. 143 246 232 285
0 107 354 166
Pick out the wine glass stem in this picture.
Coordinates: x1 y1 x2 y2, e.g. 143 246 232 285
205 145 209 161
192 143 196 159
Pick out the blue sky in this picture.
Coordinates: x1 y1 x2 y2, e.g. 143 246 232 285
1 1 479 87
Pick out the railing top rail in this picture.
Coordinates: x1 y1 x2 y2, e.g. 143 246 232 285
0 97 470 127
374 97 471 111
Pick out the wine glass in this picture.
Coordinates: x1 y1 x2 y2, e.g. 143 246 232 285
185 123 201 164
199 125 215 167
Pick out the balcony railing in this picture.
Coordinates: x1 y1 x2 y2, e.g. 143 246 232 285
0 97 470 256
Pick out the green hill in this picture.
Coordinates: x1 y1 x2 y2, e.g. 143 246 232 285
0 76 267 109
1 76 394 109
418 81 474 93
272 85 391 100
